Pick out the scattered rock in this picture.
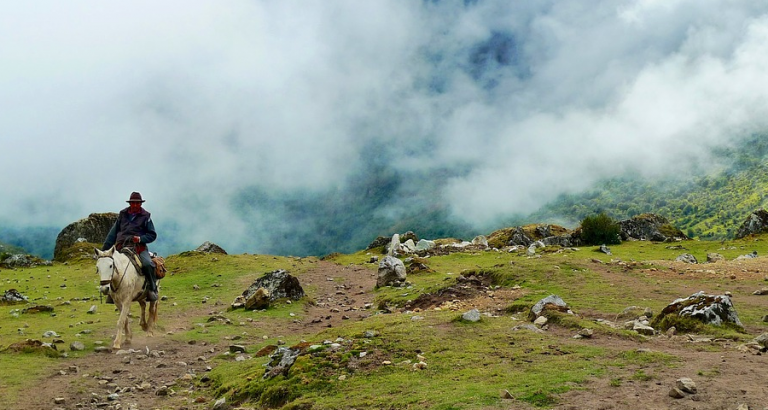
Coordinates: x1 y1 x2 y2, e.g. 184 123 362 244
377 256 407 288
1 289 28 303
263 347 301 379
675 253 697 264
669 387 686 399
736 251 758 260
599 244 612 255
244 287 270 310
676 377 697 394
70 341 85 351
706 253 724 263
461 309 481 322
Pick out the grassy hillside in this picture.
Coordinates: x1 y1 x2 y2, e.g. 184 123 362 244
4 237 768 409
531 136 768 239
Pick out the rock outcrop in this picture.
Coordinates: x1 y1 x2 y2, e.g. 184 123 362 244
233 270 304 309
54 213 117 261
488 225 579 249
735 209 768 239
653 291 743 329
618 213 687 242
195 241 228 254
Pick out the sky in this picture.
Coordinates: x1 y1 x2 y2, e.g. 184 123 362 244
3 1 768 256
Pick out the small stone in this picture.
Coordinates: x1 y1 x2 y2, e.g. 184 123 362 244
462 309 481 322
70 341 85 351
107 393 119 401
534 316 548 327
230 345 246 354
501 390 514 399
676 377 697 394
54 398 66 404
87 305 97 314
669 387 686 399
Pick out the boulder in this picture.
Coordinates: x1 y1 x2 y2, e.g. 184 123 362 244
654 291 743 328
377 256 407 287
236 270 304 309
462 309 481 322
618 213 687 242
529 295 570 321
471 235 489 248
736 251 758 260
675 254 698 264
366 236 390 250
735 209 768 239
245 287 270 310
1 289 28 303
706 253 724 263
54 213 117 261
415 239 436 252
263 346 302 380
195 241 228 254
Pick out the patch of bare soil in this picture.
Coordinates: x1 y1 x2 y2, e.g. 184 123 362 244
15 258 768 410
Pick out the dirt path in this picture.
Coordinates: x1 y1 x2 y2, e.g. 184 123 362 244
17 258 768 410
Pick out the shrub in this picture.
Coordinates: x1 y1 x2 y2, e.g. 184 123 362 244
580 213 621 245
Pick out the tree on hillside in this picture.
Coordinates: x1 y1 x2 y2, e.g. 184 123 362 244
580 213 621 245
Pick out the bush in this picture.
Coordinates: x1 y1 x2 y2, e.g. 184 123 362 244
580 213 621 245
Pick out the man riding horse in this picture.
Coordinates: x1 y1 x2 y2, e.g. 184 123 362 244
102 192 159 301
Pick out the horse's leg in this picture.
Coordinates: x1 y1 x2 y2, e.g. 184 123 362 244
139 300 148 332
147 300 157 336
113 298 130 350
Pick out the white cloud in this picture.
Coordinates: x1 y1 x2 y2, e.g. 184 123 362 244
2 1 768 254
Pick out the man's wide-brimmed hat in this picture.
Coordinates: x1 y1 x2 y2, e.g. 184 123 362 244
127 192 145 203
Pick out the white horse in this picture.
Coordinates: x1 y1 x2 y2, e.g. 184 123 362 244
95 246 158 349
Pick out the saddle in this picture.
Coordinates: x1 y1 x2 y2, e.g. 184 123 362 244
120 248 166 279
121 248 143 272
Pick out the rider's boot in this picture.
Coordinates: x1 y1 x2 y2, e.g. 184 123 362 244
143 264 158 302
106 294 114 304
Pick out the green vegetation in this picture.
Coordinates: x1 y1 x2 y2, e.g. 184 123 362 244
579 213 621 245
3 234 768 408
532 135 768 240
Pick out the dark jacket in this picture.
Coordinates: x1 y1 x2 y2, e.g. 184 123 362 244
102 208 157 253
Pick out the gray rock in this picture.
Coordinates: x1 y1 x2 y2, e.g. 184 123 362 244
415 239 435 252
87 305 97 314
706 253 724 263
658 291 743 328
377 256 406 287
462 309 481 322
195 241 228 254
511 324 544 333
263 347 301 379
244 287 270 310
529 295 568 320
675 253 697 264
70 341 86 351
471 235 489 248
619 213 687 242
676 377 697 394
1 289 27 303
736 209 768 239
2 254 52 268
212 397 230 410
736 251 758 260
599 244 612 255
669 387 686 399
237 270 304 307
229 345 246 354
632 321 655 336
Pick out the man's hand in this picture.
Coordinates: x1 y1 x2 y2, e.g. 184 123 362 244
132 236 140 243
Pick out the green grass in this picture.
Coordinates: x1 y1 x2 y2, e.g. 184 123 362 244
4 236 768 408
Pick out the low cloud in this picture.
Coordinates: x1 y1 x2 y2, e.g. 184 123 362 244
2 1 768 256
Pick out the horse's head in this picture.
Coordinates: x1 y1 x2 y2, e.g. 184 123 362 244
95 247 116 292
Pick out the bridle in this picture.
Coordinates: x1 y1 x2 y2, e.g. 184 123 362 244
97 254 130 293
